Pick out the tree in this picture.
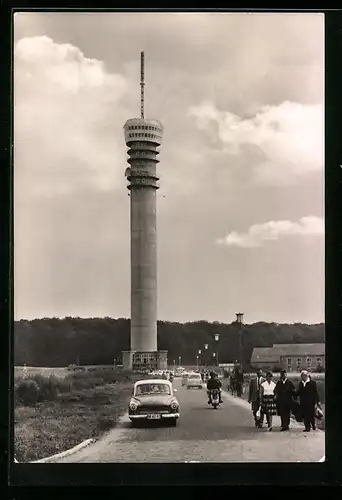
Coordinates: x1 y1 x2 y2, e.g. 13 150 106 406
14 318 325 367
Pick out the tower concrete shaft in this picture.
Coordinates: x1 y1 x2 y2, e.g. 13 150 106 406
123 118 167 371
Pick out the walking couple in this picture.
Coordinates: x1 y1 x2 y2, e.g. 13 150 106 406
248 369 277 431
249 368 322 432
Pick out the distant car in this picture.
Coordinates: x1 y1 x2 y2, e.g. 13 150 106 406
186 373 203 389
182 372 193 386
128 379 179 426
67 364 85 372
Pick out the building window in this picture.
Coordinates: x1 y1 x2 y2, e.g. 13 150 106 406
307 357 312 368
317 357 322 365
287 358 292 369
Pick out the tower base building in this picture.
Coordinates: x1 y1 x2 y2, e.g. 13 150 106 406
122 350 168 371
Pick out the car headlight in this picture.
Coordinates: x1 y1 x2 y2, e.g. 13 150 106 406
171 401 178 410
129 400 139 411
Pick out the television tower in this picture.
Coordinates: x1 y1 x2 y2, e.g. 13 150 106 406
122 52 167 371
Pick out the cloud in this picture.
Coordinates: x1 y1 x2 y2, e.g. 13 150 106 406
216 216 324 248
14 36 128 198
188 100 323 185
13 15 324 324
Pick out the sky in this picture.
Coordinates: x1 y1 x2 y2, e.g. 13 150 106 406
13 12 324 324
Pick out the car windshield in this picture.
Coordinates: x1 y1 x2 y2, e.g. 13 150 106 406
135 383 171 396
189 375 200 379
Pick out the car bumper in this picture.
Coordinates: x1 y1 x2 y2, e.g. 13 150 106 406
129 413 180 420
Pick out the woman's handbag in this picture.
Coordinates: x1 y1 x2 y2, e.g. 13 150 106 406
315 405 324 420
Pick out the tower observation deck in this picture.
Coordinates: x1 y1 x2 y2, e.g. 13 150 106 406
122 52 167 372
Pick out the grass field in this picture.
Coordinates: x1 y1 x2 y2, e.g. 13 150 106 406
15 366 69 378
14 367 146 462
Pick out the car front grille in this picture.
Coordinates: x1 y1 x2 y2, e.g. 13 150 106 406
138 405 170 414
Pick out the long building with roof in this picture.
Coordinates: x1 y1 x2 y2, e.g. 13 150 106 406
250 343 325 372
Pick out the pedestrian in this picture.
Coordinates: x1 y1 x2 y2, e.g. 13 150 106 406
248 369 265 428
235 367 244 398
274 369 296 431
297 370 322 432
260 371 277 431
230 372 235 395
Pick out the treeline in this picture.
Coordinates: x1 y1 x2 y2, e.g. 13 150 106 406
14 317 325 368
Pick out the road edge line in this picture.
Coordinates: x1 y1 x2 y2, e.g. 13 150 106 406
30 438 96 463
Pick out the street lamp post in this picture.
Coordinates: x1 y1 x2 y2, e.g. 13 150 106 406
196 355 199 371
178 356 181 367
214 333 220 367
236 312 244 372
173 359 176 373
198 349 201 368
204 344 209 368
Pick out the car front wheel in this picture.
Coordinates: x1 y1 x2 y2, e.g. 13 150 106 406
169 418 177 427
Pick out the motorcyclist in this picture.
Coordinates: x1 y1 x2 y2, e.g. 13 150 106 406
206 372 222 404
214 373 223 404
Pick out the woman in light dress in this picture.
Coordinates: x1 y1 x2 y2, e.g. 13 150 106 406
260 371 277 431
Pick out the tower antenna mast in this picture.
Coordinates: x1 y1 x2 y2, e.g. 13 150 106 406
140 51 145 119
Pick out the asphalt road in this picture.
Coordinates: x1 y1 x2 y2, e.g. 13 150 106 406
56 378 325 463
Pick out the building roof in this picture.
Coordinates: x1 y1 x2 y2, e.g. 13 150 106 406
273 343 325 356
251 347 280 364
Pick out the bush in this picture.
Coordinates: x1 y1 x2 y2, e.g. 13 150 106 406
16 379 39 406
68 374 105 390
27 374 60 402
56 379 72 393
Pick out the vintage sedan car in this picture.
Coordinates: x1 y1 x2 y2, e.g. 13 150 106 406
181 372 192 386
186 373 203 389
128 379 180 426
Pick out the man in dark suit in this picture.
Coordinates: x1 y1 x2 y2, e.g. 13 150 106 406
297 370 321 432
234 365 244 398
275 369 295 431
248 369 265 427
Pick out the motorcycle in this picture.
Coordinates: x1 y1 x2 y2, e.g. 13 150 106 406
208 388 220 409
